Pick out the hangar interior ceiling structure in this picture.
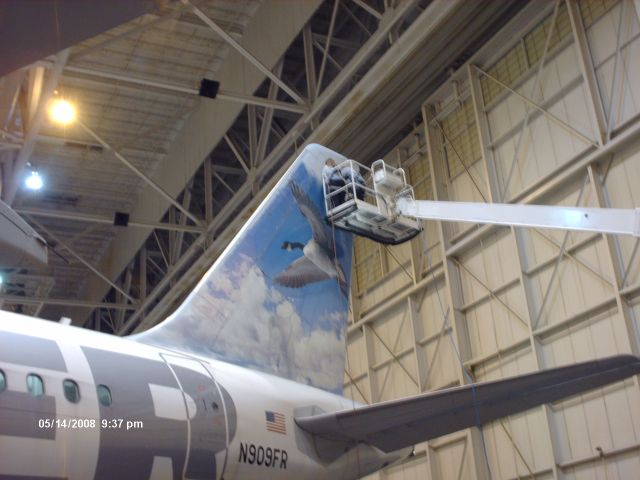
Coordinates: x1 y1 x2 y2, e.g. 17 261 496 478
1 0 640 479
0 0 524 330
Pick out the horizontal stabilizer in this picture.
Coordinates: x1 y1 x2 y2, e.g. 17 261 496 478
295 355 640 452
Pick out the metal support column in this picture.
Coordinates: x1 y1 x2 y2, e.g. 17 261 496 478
587 164 640 355
468 65 502 203
422 103 490 480
566 0 608 146
363 324 380 404
468 63 562 479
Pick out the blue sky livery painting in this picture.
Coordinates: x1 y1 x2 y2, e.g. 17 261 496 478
137 145 354 393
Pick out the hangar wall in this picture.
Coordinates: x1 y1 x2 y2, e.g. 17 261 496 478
344 1 640 478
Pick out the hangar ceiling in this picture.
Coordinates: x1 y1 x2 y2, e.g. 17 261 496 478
0 0 526 332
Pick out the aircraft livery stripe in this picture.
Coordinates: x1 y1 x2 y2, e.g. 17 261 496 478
0 331 67 371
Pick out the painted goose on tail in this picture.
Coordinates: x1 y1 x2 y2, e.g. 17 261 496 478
274 182 348 296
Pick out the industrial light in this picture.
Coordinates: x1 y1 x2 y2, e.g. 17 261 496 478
25 170 44 191
49 98 76 125
0 274 3 285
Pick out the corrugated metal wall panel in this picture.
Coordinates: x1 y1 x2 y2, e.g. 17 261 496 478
346 1 640 478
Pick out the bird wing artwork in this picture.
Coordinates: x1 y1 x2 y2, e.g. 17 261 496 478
275 181 348 296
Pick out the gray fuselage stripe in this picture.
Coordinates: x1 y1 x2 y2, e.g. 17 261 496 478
0 331 67 372
0 391 56 439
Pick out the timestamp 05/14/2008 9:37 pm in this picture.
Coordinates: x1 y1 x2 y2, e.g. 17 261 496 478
38 418 144 430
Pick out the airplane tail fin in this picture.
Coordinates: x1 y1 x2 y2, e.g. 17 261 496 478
135 144 354 393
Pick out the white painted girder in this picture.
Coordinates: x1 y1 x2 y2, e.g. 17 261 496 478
75 1 322 326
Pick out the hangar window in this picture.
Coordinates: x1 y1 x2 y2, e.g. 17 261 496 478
97 384 112 406
26 373 44 396
0 369 5 392
63 379 80 403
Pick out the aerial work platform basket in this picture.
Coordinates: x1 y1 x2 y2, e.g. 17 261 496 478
324 154 640 246
324 159 422 245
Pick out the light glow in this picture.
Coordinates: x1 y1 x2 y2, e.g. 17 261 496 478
25 171 43 191
49 99 76 125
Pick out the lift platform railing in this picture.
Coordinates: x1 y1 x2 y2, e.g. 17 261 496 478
324 159 376 214
323 159 422 245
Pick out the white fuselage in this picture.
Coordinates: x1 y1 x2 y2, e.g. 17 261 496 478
0 311 409 480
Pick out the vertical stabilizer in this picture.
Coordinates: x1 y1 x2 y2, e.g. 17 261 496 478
135 145 353 393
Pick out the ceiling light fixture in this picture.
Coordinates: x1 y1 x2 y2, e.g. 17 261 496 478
25 170 44 191
49 98 76 125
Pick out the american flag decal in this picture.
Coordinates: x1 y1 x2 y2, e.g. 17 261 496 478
265 410 286 434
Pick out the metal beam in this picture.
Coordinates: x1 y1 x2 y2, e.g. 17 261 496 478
316 0 340 97
204 158 213 225
474 64 598 148
566 0 607 146
211 164 244 176
422 103 491 479
312 40 344 73
183 0 306 105
303 25 318 117
212 171 235 196
3 49 69 205
604 0 629 142
217 91 308 115
170 179 193 265
63 66 308 114
312 33 362 50
139 246 147 303
352 0 383 20
15 207 204 233
76 119 203 227
247 105 257 168
36 133 165 158
27 217 136 303
341 1 373 36
223 134 250 174
115 266 133 328
256 61 283 166
468 64 501 202
0 293 137 310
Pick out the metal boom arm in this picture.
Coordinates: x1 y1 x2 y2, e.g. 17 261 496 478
396 198 640 237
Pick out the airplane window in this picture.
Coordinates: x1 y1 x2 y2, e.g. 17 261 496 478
0 370 5 392
63 379 80 403
26 373 44 396
97 384 112 406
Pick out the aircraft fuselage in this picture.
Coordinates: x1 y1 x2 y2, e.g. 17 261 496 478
0 311 409 480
